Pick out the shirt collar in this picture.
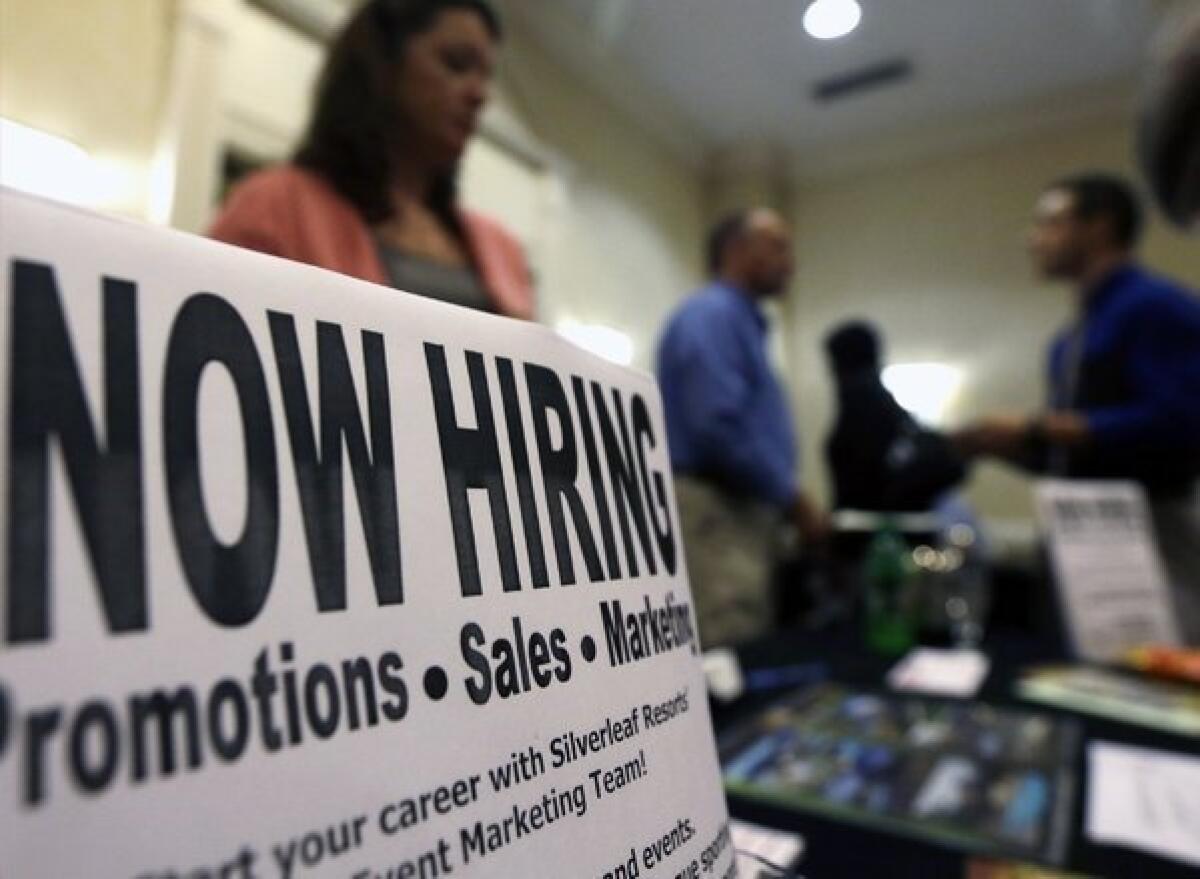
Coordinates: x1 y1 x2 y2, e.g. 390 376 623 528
714 280 768 332
1083 263 1141 314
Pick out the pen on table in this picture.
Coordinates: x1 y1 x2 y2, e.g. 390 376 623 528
743 663 827 692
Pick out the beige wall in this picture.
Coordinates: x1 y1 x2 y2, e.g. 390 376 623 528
0 0 175 217
496 21 704 368
786 115 1200 522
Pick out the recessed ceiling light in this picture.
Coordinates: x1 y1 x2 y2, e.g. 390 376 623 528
803 0 863 40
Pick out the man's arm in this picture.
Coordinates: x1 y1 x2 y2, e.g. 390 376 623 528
792 490 831 546
955 296 1200 464
672 319 798 507
954 410 1090 468
1083 299 1200 449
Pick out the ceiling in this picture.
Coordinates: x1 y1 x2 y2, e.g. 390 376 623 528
504 0 1165 168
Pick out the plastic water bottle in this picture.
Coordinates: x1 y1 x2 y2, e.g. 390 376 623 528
944 524 988 649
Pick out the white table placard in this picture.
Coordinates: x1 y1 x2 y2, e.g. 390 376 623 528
1087 741 1200 867
1035 479 1181 662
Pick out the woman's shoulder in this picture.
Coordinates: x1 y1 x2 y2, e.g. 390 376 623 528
209 164 367 259
222 164 343 212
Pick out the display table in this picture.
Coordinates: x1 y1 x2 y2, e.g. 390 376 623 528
713 626 1198 878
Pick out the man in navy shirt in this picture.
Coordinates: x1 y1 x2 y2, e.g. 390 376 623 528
961 174 1200 642
657 208 826 648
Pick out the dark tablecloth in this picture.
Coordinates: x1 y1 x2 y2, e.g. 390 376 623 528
713 627 1200 879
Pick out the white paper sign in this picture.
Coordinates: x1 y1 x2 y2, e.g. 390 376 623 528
729 820 803 878
1087 741 1200 868
886 648 990 698
1036 479 1181 662
0 190 735 878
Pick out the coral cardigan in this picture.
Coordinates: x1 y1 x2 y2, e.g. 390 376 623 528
208 165 534 320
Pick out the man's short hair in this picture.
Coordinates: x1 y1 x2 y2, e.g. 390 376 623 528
706 210 751 276
825 321 881 375
1048 173 1145 249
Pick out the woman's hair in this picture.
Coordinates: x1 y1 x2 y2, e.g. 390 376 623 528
294 0 501 224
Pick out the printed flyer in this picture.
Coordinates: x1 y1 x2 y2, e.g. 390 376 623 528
0 189 734 879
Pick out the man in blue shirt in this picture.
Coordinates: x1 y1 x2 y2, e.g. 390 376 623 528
657 208 826 648
961 174 1200 642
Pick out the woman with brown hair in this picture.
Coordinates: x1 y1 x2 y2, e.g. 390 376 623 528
210 0 533 319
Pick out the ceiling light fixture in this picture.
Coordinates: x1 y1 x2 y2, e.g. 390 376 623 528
803 0 862 40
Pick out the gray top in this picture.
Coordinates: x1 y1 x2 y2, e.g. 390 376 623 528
374 241 493 313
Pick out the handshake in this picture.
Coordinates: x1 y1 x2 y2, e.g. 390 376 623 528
952 411 1091 460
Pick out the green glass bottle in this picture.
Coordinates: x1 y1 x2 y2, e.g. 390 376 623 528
863 523 916 656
